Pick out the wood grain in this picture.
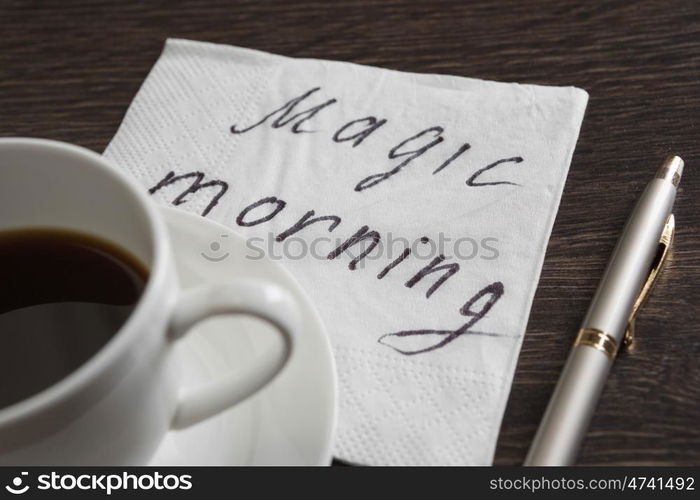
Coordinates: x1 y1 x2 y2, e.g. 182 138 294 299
1 0 698 465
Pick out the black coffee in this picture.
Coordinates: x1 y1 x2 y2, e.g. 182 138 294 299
0 229 148 409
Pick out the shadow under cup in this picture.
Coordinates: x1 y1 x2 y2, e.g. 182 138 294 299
0 139 156 412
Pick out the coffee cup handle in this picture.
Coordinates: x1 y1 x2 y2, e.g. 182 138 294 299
166 279 299 429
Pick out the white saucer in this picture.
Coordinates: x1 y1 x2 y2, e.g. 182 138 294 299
148 207 337 465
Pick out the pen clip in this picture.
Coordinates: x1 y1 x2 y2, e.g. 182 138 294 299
624 213 675 352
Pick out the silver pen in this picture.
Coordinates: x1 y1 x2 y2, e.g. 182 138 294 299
525 156 683 466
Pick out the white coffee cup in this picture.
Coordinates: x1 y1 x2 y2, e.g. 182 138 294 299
0 138 300 465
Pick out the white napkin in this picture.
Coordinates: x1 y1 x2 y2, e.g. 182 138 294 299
105 39 588 465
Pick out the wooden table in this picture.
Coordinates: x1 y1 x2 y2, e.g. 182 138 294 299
1 0 698 465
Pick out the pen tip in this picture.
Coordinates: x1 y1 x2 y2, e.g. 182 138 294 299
656 156 684 186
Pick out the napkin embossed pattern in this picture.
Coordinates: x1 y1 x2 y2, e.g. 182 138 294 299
105 39 588 465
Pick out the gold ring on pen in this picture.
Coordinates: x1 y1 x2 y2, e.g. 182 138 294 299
574 328 618 360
